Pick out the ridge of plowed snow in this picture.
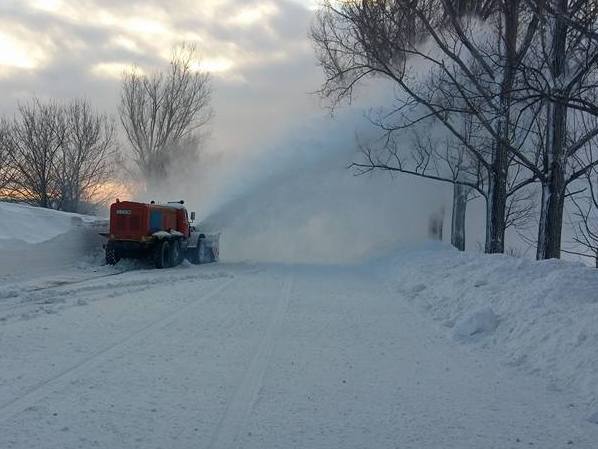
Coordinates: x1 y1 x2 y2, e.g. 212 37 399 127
0 202 101 247
0 202 107 281
385 243 598 417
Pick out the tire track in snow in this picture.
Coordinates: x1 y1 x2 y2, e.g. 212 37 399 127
26 268 135 292
0 269 231 321
207 273 294 449
0 270 134 314
0 277 236 423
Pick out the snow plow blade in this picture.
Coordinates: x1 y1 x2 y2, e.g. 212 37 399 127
199 233 220 263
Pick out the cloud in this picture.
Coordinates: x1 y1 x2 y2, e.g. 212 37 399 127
0 21 55 76
2 0 312 77
226 2 279 27
0 0 322 152
90 62 139 79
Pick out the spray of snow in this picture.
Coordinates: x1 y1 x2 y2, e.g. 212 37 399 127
145 82 447 263
199 115 444 262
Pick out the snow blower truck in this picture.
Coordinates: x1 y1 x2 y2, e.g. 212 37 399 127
102 200 219 268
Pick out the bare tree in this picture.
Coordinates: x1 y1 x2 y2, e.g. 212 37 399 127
57 99 118 212
517 0 598 259
355 121 536 250
119 44 212 186
568 171 598 267
312 0 541 254
353 118 485 251
5 99 67 207
2 98 117 212
0 119 14 194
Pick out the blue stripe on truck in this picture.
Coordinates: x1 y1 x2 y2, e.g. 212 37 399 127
150 210 162 232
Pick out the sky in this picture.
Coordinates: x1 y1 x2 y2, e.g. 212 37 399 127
0 0 324 152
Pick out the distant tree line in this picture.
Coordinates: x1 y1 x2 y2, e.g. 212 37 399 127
0 98 118 213
0 44 212 213
312 0 598 266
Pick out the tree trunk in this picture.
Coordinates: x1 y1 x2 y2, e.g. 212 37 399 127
39 178 49 208
429 209 445 241
485 161 508 253
537 0 568 260
537 183 566 261
536 104 567 260
484 1 518 254
451 183 469 251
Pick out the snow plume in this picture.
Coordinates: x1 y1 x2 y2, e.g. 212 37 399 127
172 95 447 264
131 24 508 264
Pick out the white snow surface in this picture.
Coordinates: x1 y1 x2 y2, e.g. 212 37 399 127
0 202 107 282
153 230 185 238
385 242 598 417
453 306 500 341
0 202 101 247
0 257 597 448
1 205 598 447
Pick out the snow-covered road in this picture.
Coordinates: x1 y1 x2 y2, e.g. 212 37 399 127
1 262 597 449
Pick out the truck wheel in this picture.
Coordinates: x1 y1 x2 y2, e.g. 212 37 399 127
154 240 171 269
105 244 120 265
170 239 183 267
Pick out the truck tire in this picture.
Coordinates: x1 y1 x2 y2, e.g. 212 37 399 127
170 239 183 267
105 243 120 265
154 240 171 269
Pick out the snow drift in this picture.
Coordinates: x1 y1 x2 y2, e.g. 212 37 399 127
0 202 100 247
0 202 105 279
384 242 598 419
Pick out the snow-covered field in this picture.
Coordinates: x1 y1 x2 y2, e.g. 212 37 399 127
1 203 598 448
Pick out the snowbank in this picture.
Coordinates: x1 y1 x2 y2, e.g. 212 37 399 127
0 202 100 247
385 243 598 416
0 202 106 279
